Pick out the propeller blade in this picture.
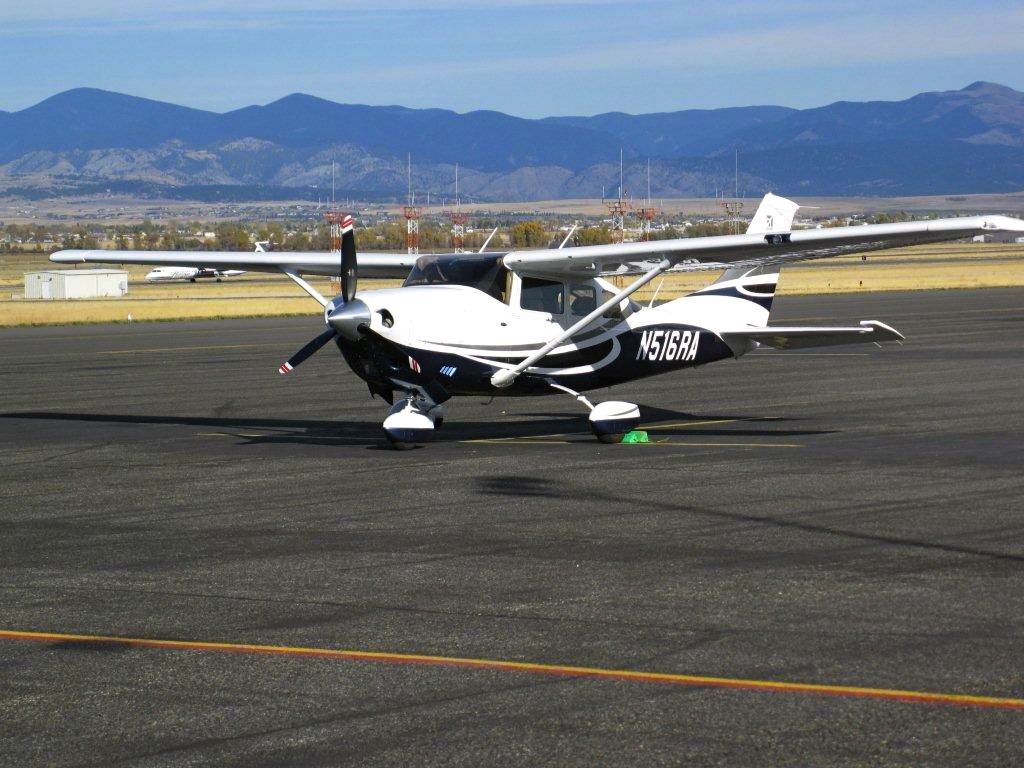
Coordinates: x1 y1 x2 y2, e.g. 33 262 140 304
340 214 358 302
278 328 338 374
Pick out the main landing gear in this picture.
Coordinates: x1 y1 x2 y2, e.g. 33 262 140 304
379 385 640 449
548 383 641 444
382 395 444 449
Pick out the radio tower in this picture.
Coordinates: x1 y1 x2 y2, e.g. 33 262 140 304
403 153 421 256
447 163 467 253
326 161 345 291
721 147 744 235
607 149 631 244
325 210 347 252
635 159 659 241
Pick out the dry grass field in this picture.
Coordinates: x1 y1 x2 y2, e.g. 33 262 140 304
622 243 1024 302
1 243 1021 327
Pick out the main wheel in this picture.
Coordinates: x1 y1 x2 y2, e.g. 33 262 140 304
588 401 641 444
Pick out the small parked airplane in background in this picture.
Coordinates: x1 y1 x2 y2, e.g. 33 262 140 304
52 194 1024 448
144 241 268 281
145 266 246 282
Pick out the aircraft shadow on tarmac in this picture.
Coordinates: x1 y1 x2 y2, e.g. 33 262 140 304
5 411 1018 567
1 406 834 448
475 475 1024 566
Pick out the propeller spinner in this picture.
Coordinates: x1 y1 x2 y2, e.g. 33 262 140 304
277 214 447 407
279 214 367 374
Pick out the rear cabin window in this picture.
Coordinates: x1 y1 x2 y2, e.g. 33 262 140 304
520 277 564 314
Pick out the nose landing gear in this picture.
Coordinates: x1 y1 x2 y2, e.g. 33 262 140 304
383 396 444 449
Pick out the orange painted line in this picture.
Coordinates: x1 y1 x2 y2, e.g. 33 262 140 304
2 629 1022 711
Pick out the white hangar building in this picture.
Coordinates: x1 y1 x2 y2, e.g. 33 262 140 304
25 269 129 300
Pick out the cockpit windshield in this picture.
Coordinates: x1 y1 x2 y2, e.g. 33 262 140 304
403 254 509 303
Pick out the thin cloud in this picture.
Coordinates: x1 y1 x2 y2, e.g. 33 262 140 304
358 11 1024 82
2 0 628 23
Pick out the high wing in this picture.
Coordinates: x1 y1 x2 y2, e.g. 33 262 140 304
502 212 1024 278
50 249 416 279
49 199 1024 280
721 321 904 351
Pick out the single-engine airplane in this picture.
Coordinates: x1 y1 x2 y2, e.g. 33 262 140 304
51 193 1024 448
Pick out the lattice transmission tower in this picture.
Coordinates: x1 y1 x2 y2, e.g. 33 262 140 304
404 153 421 256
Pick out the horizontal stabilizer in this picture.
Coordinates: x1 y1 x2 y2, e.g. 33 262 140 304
722 320 904 350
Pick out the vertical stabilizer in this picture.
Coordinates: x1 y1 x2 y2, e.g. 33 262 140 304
685 264 780 327
672 192 798 327
746 192 800 235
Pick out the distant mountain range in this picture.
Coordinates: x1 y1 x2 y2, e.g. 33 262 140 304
2 82 1023 201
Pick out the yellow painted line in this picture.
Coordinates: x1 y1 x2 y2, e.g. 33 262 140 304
781 306 1024 324
97 343 264 355
642 418 739 430
2 629 1021 711
464 438 571 445
468 419 751 444
641 441 801 448
197 432 372 442
751 352 870 358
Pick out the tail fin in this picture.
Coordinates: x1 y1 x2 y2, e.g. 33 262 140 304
688 265 780 326
665 193 796 328
746 192 800 235
681 193 798 325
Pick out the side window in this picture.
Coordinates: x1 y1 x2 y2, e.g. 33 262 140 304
601 289 624 319
569 284 597 316
520 277 564 314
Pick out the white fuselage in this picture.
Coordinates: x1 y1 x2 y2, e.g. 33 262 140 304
334 267 773 398
353 274 768 362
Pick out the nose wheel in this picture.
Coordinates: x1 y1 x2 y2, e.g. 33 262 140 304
383 396 444 449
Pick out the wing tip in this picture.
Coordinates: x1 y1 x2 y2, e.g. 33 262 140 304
50 250 82 264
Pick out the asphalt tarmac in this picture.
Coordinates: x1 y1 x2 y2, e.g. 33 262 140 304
2 288 1023 766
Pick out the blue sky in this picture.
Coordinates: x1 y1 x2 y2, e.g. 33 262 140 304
2 0 1023 116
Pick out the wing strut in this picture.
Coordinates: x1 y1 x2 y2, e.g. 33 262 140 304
280 268 328 308
490 258 671 389
478 227 499 253
558 224 578 249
